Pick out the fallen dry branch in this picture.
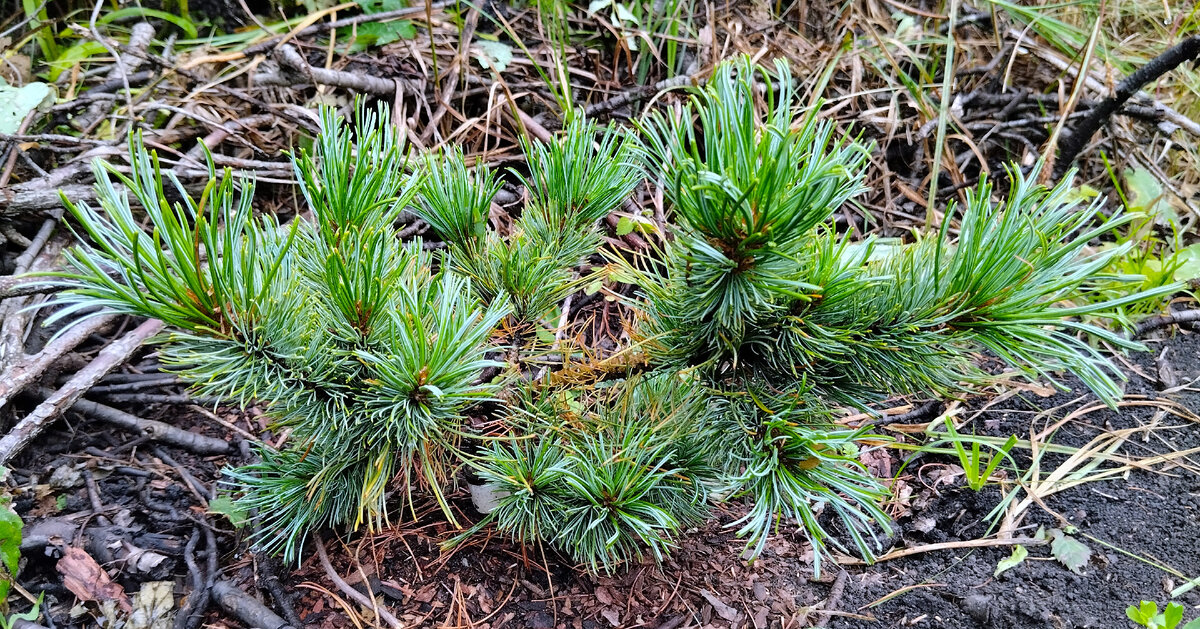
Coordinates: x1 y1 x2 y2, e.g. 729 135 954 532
260 44 408 96
0 318 163 464
1132 308 1200 338
1056 36 1200 174
59 393 231 455
315 534 403 629
814 569 850 628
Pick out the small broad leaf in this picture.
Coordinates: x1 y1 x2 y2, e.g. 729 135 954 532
616 214 656 236
1173 244 1200 282
208 495 248 528
1164 603 1184 629
612 2 639 26
0 500 21 602
357 0 406 12
473 40 513 72
587 0 613 12
0 80 53 134
1181 618 1200 629
352 21 416 50
993 544 1027 577
1129 602 1155 625
1049 528 1091 574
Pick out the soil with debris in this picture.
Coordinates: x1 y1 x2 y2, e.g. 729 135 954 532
827 332 1200 629
10 331 1197 628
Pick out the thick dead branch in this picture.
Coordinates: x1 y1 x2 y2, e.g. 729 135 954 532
0 318 163 464
1132 309 1200 338
260 45 405 96
1056 36 1200 175
211 580 293 629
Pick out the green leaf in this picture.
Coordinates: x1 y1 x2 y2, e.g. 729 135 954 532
208 495 249 528
47 41 109 81
616 214 656 236
97 7 199 38
613 2 639 26
587 0 613 12
0 501 22 603
357 0 406 13
1164 603 1184 629
0 80 53 134
993 544 1027 577
1173 244 1200 282
351 20 416 51
1181 618 1200 629
1129 603 1154 625
473 40 513 72
1049 528 1091 574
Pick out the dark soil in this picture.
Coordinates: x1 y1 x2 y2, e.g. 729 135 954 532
827 332 1200 629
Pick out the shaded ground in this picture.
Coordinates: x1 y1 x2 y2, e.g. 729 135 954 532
10 330 1197 628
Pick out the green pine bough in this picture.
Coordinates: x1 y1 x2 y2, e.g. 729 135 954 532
48 56 1175 575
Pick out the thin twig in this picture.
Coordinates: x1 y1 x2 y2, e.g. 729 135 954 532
314 534 403 629
1132 309 1200 338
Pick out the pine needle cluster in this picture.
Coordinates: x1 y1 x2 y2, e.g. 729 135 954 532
49 56 1174 574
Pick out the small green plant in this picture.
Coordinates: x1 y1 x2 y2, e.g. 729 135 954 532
49 56 1178 577
1127 601 1200 629
0 469 22 615
939 417 1019 491
0 595 42 629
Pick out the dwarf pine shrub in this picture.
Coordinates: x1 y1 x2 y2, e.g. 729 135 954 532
50 56 1174 575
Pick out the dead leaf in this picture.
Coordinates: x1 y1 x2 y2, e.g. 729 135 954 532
594 585 615 605
57 547 131 612
700 589 740 623
127 581 175 629
860 449 892 478
122 543 168 573
600 607 620 626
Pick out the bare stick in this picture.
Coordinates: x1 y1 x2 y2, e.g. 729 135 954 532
0 318 163 464
211 580 293 629
49 393 231 455
1132 309 1200 338
315 534 403 629
263 45 404 95
1056 36 1200 175
583 73 696 118
814 569 850 628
